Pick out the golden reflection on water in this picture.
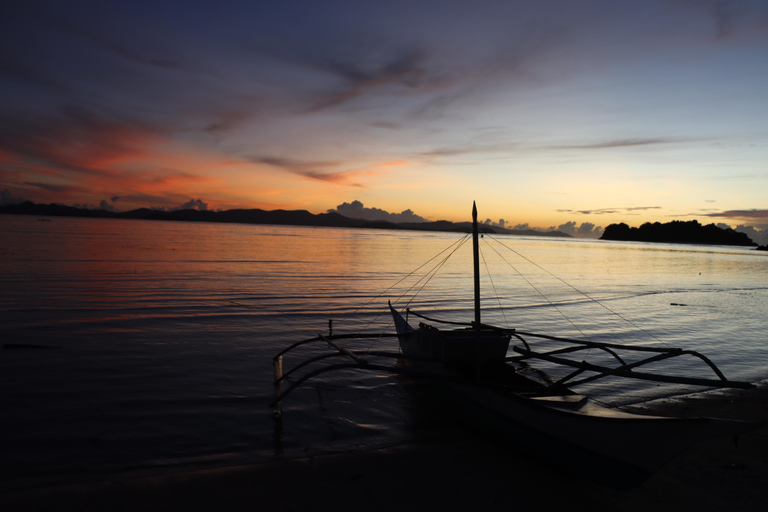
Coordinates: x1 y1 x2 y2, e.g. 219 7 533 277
1 214 767 483
2 214 767 361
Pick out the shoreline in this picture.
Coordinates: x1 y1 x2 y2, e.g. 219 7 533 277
0 204 573 239
3 385 768 512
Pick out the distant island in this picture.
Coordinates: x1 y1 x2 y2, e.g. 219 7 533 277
0 201 572 238
600 220 756 247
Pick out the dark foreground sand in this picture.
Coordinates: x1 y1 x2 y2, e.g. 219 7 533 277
3 385 768 512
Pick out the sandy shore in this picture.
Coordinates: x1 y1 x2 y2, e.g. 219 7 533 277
3 385 768 512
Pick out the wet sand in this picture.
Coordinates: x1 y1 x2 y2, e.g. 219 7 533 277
3 385 768 512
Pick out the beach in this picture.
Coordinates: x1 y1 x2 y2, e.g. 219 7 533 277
3 385 768 512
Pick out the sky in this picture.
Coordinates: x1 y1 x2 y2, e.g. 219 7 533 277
2 0 768 237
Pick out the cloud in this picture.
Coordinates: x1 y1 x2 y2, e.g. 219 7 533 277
372 122 402 130
704 209 768 220
0 53 71 96
250 156 397 188
147 198 208 212
734 225 768 246
99 199 116 212
52 14 183 71
423 140 517 158
0 102 228 208
576 222 604 237
687 0 768 40
328 200 428 223
557 206 662 215
546 221 604 238
253 156 358 184
23 181 74 192
302 48 427 112
1 188 28 205
702 209 768 230
482 218 505 228
421 137 692 161
1 107 161 178
3 1 768 222
508 220 605 238
548 138 690 150
553 221 578 234
178 198 208 211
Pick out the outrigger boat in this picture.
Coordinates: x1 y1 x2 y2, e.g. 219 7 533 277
272 203 759 488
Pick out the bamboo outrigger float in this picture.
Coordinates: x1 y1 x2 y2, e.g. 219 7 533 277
271 203 759 488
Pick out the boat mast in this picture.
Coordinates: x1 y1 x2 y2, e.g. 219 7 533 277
472 202 481 328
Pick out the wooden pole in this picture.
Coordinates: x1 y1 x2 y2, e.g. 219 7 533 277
472 201 481 328
472 202 483 378
273 355 283 419
319 334 368 365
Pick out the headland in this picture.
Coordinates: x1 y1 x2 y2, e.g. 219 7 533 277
601 220 756 247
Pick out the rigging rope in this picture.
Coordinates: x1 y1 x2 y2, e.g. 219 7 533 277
363 234 471 353
485 234 667 345
350 233 472 353
479 242 510 329
323 228 667 357
482 236 590 340
331 233 470 329
399 235 471 312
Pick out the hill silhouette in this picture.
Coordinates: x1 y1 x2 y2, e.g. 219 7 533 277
0 201 572 238
601 220 756 247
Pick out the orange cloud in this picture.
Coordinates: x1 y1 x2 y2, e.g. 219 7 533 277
0 112 260 210
1 108 420 213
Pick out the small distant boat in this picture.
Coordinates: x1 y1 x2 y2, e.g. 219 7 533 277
272 203 759 488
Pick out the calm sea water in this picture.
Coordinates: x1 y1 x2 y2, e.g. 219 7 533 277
1 215 767 489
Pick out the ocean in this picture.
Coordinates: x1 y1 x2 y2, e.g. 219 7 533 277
1 214 767 490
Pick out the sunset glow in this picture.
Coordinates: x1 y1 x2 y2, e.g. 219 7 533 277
1 1 767 236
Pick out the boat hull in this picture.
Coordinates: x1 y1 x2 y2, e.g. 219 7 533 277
434 375 754 488
388 304 759 488
397 325 511 377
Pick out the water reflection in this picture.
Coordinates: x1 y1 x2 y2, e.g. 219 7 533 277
1 214 767 486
